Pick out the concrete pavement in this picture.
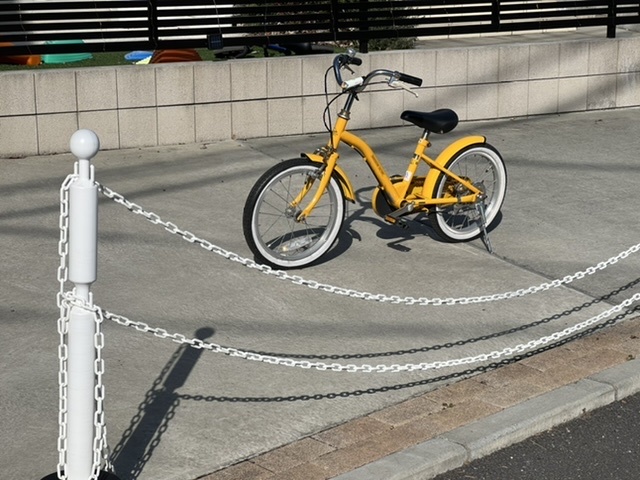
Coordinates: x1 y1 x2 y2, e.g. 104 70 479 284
2 108 640 480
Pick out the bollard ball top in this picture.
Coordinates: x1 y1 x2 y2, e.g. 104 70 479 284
70 129 100 160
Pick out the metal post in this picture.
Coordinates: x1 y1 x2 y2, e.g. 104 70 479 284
358 0 369 54
330 0 340 45
491 0 500 31
67 129 100 480
148 0 159 48
607 0 617 38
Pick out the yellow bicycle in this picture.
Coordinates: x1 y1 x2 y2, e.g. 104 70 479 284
243 49 507 268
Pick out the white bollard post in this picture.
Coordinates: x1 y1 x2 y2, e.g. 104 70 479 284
66 129 100 480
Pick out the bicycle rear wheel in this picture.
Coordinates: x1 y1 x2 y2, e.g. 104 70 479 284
429 144 507 242
243 158 346 269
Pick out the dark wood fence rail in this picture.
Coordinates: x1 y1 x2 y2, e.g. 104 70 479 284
1 1 639 56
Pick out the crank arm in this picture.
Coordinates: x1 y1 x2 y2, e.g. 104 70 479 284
385 202 415 227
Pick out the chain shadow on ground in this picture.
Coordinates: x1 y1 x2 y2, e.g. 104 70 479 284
176 306 640 406
106 276 639 478
247 277 640 360
108 281 639 427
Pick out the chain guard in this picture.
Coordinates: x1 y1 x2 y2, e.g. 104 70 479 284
372 176 403 219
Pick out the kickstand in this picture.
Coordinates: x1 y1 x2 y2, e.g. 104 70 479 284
476 201 494 254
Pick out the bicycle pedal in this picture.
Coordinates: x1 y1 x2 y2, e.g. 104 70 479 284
385 215 409 229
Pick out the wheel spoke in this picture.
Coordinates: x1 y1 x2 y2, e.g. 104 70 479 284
430 145 506 242
243 160 345 268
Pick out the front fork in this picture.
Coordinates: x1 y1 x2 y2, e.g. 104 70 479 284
293 152 339 222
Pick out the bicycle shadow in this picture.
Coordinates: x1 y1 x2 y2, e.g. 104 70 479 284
110 327 215 480
322 185 504 263
306 188 423 266
330 185 434 261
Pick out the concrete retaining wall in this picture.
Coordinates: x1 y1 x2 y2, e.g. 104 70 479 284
1 33 639 157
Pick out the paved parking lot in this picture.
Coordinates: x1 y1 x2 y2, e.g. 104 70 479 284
2 108 640 479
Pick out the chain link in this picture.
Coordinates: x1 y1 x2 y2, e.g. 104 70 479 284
98 182 640 306
91 291 639 373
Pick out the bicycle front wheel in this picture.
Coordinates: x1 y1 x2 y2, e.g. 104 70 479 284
429 144 507 242
243 158 346 269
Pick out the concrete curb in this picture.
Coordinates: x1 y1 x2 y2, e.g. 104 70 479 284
334 359 640 480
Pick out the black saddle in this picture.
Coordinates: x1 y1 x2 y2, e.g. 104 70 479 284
400 108 458 134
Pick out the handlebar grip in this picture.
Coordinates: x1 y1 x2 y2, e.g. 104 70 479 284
350 57 363 66
397 72 422 87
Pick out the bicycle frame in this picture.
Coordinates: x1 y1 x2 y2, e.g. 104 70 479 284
298 98 488 221
243 51 506 268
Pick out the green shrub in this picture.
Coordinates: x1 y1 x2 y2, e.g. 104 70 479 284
363 36 416 51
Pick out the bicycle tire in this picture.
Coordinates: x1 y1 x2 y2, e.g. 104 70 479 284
429 143 507 242
243 158 346 269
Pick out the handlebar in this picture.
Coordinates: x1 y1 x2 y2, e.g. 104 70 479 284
333 48 363 85
332 49 422 93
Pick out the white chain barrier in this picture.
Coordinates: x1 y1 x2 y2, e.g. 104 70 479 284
64 180 640 373
53 131 640 480
97 182 640 306
65 291 640 373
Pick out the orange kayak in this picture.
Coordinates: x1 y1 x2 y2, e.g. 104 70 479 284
0 42 41 66
150 49 202 63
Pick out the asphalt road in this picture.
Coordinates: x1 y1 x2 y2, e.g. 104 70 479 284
435 391 640 480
